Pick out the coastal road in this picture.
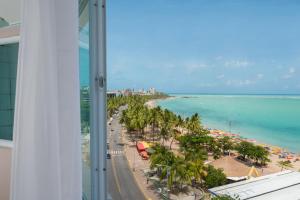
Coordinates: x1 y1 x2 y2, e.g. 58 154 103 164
107 107 146 200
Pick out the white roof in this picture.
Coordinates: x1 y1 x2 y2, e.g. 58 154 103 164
209 170 300 200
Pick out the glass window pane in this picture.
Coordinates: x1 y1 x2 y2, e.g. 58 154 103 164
79 1 91 199
0 43 18 140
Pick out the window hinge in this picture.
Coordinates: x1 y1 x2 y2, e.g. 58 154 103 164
95 74 105 88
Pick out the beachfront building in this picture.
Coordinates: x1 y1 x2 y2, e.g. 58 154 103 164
149 87 156 95
0 0 107 200
107 90 122 98
209 170 300 200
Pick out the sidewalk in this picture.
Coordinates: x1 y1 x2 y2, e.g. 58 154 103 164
121 128 161 200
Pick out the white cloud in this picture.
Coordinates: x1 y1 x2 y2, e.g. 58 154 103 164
184 61 208 73
289 67 295 73
162 63 176 69
215 56 223 60
216 74 225 79
226 79 255 86
256 73 264 79
224 59 251 68
282 67 296 79
282 74 292 79
186 63 207 70
196 83 217 88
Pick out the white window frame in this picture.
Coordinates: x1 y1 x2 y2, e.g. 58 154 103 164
89 0 107 200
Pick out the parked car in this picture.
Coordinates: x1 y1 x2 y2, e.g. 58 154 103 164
107 152 111 159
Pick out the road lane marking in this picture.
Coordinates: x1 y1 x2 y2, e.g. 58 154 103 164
110 150 124 155
111 157 122 195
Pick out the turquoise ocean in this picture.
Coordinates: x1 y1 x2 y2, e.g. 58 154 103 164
157 94 300 153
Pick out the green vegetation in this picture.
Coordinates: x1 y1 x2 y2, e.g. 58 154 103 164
235 141 270 166
203 165 227 188
108 93 168 118
80 87 168 134
107 93 270 198
150 143 208 190
218 136 234 155
80 87 90 135
277 160 293 171
117 94 228 192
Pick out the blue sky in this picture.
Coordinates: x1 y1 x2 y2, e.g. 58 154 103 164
106 0 300 94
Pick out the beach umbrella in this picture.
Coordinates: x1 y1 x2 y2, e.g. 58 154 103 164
137 142 146 151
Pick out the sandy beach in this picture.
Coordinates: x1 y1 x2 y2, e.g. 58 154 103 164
145 99 157 108
207 129 300 175
145 96 176 109
145 98 300 178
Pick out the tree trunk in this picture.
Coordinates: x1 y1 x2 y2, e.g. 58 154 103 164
169 137 174 150
152 124 155 143
142 128 144 139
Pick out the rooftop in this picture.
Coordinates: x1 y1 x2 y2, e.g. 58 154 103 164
209 170 300 200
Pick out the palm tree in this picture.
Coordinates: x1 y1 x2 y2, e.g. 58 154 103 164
120 109 132 131
252 146 270 165
158 109 175 145
136 105 149 137
277 160 293 171
169 129 180 150
150 145 175 169
184 117 190 133
187 159 207 185
168 156 192 190
148 107 161 142
168 115 182 150
219 136 234 155
176 115 185 133
184 147 208 162
160 127 170 146
186 113 202 135
150 145 193 191
183 147 207 184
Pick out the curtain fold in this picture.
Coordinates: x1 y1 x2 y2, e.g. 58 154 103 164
10 0 82 200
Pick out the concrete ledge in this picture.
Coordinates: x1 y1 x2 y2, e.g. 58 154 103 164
0 139 13 148
0 24 20 45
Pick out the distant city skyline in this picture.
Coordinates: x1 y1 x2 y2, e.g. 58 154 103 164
106 0 300 94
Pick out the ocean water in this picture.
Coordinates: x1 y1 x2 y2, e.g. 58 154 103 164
79 47 89 87
157 94 300 153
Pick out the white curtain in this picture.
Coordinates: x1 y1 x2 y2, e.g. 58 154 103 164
10 0 82 200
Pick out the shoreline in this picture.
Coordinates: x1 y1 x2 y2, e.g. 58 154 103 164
145 96 177 109
145 98 300 173
152 95 300 154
